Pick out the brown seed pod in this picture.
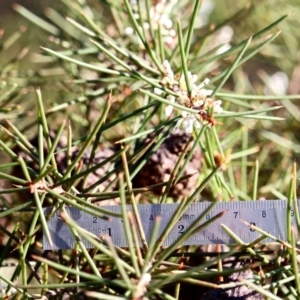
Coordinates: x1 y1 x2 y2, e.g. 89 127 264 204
200 260 265 300
132 130 202 198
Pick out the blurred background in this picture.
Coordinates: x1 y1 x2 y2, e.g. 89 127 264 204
1 0 299 82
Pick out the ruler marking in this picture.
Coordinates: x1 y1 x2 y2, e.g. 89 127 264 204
43 200 300 250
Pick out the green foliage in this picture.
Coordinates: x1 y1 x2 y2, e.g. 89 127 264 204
0 0 300 299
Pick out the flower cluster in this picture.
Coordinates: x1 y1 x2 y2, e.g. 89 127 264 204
126 0 177 48
156 60 223 134
149 0 177 47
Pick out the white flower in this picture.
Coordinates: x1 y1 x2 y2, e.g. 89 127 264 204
177 90 190 106
182 115 195 134
195 0 214 28
124 27 134 35
216 26 234 55
149 0 177 47
162 60 173 77
191 78 212 103
204 98 223 114
143 22 150 30
197 78 210 89
199 88 213 97
264 71 289 95
174 111 201 134
158 60 222 132
213 100 223 114
179 72 198 91
125 0 178 48
165 95 175 117
154 88 164 95
161 60 175 86
192 99 204 108
160 13 173 29
191 87 213 103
